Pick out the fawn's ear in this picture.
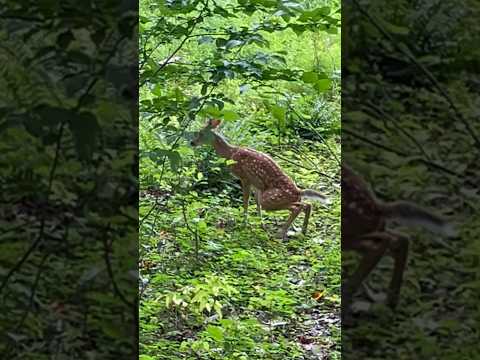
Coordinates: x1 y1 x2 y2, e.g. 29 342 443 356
208 118 221 128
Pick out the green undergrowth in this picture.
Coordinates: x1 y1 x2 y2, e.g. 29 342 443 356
140 143 340 359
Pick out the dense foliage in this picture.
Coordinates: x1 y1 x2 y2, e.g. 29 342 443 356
0 2 137 358
343 0 480 358
139 0 341 358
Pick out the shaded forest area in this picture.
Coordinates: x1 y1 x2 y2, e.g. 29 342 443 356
139 0 341 358
1 2 137 359
343 0 480 358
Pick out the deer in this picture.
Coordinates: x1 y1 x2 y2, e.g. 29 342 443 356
190 118 329 240
342 163 456 324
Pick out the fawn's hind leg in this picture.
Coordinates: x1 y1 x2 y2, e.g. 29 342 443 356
386 231 409 308
302 203 312 235
343 232 390 322
276 203 303 240
260 188 303 239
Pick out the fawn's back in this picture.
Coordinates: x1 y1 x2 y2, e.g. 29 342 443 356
230 148 299 192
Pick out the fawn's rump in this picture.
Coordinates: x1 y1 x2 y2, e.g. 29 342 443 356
259 186 301 211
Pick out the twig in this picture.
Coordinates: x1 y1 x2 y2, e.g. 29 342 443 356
180 199 200 262
139 197 160 226
288 105 341 166
102 226 134 308
274 152 335 181
139 3 208 88
363 101 431 160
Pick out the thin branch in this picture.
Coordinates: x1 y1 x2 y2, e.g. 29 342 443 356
103 227 134 308
139 197 160 226
362 101 430 159
140 3 208 88
289 105 341 166
0 220 45 295
274 152 334 181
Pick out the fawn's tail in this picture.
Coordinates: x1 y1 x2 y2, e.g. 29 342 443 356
301 189 330 204
379 200 456 237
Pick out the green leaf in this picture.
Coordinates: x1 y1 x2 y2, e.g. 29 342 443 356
167 151 181 172
152 83 163 96
148 149 182 172
140 356 155 360
326 27 338 34
282 1 303 11
197 220 207 233
67 50 92 65
289 24 306 35
380 19 409 35
298 6 330 22
302 71 318 83
206 325 224 342
68 112 100 161
315 79 331 91
271 105 286 127
199 105 222 117
222 110 240 121
24 105 67 137
213 301 223 318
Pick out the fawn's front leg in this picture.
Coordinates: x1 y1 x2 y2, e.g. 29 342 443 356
255 190 268 230
255 190 262 218
240 179 251 225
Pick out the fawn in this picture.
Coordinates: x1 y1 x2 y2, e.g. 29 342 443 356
342 163 456 322
191 119 329 239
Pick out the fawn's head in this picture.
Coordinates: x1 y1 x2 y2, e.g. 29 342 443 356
191 118 221 146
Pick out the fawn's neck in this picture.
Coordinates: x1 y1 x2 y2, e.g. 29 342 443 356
212 132 236 159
